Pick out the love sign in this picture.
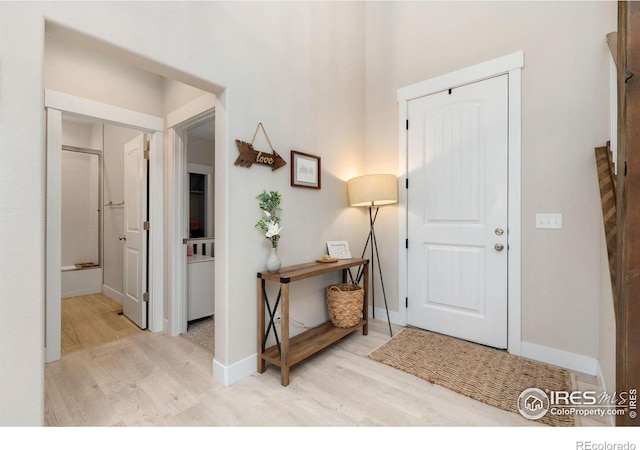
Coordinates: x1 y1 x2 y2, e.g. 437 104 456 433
234 123 287 171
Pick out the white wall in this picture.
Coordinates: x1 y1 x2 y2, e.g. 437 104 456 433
0 3 47 426
365 1 617 365
45 35 167 117
0 1 366 425
61 118 102 150
187 135 215 167
1 0 616 426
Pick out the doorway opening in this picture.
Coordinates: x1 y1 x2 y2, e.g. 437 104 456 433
45 92 164 362
44 20 227 379
405 74 509 349
397 51 524 355
184 120 216 350
166 100 217 340
58 115 149 354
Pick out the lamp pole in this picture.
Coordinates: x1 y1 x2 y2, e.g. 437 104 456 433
357 204 393 337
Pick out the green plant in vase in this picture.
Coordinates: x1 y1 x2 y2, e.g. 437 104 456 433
256 190 283 271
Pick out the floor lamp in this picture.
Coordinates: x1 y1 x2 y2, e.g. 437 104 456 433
347 174 398 337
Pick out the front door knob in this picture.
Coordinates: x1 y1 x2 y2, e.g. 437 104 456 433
495 243 504 252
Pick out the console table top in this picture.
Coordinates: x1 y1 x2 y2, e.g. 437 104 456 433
257 257 368 283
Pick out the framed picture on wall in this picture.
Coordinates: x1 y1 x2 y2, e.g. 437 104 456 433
291 150 321 189
327 241 352 259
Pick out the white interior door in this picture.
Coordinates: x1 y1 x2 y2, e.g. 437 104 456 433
123 134 148 329
407 74 508 349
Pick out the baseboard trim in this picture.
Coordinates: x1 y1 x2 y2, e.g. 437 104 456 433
520 341 598 376
213 353 257 386
61 268 102 298
370 306 400 326
102 285 124 303
61 286 101 299
596 361 616 427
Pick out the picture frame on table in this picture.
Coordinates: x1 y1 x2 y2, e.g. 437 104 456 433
326 241 352 259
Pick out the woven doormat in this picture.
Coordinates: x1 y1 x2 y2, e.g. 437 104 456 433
369 328 577 426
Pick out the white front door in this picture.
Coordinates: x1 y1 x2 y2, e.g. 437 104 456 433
123 134 148 329
407 74 508 349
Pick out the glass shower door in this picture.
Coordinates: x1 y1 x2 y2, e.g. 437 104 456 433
61 146 101 270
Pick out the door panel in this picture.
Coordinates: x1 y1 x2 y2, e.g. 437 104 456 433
407 75 508 349
123 134 148 329
425 102 483 222
426 245 483 313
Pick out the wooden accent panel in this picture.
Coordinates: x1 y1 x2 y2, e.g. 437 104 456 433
595 142 617 304
615 0 640 427
608 32 618 67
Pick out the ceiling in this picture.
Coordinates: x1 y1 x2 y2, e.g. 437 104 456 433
187 121 215 140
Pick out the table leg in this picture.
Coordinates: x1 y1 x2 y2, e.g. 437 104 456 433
362 261 369 336
280 282 290 386
257 277 266 374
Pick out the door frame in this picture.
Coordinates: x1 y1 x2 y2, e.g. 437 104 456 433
166 93 218 337
45 89 164 363
397 51 524 355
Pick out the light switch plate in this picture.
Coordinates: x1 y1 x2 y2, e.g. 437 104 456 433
536 213 563 229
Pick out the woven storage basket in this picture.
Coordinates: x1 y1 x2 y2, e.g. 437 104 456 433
326 283 364 328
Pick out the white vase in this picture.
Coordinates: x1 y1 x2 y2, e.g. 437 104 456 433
266 247 281 272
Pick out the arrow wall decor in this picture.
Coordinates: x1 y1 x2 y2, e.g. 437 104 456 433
234 123 287 171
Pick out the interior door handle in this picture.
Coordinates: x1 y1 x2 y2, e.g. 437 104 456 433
495 243 504 252
119 235 127 241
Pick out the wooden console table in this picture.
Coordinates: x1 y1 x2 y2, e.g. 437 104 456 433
257 258 369 386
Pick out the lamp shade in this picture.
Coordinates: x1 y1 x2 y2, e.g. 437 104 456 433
347 174 398 207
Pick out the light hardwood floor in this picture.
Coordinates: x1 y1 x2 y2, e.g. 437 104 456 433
61 293 143 354
44 318 608 427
